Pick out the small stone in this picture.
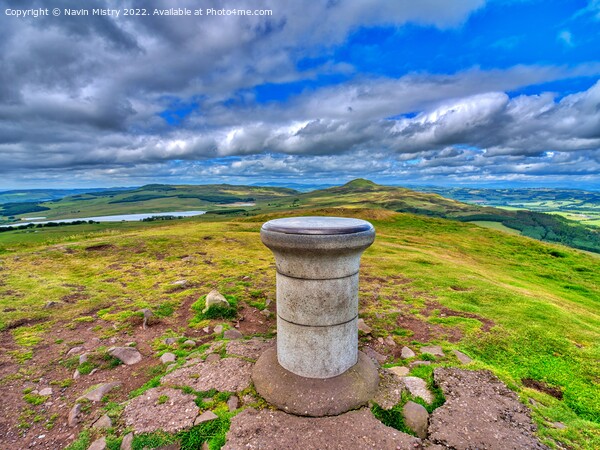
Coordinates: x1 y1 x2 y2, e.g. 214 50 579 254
260 309 272 318
227 396 239 411
362 346 387 366
214 325 224 334
421 345 445 357
166 363 177 372
402 376 434 404
529 398 539 407
78 382 121 402
403 401 429 439
409 360 431 367
552 421 567 429
88 436 107 450
44 301 58 309
202 327 210 333
92 414 112 429
401 346 416 359
171 279 187 285
120 432 133 450
203 290 229 313
38 387 52 396
452 349 472 364
205 353 221 363
357 318 372 334
384 335 396 347
160 352 176 364
141 309 153 329
388 366 410 377
109 347 142 365
68 403 81 427
242 394 255 404
377 337 384 344
79 353 88 364
223 329 243 340
183 340 196 347
194 410 218 426
164 337 177 345
67 346 84 356
73 369 81 379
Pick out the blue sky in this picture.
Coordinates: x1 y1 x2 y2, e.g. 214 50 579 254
1 0 599 188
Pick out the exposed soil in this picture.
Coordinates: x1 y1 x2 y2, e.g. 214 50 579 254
522 378 563 400
423 300 495 332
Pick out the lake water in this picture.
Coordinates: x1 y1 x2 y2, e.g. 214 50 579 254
1 210 206 228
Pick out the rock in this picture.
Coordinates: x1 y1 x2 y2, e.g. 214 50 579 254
410 360 431 367
141 308 153 329
109 347 142 365
67 346 85 356
401 346 416 359
88 437 107 450
162 357 252 392
452 349 472 364
78 382 121 402
428 368 548 449
223 329 243 340
388 366 409 378
202 327 210 333
194 410 218 426
213 325 224 334
73 369 81 379
223 408 420 450
227 396 239 411
182 340 196 347
164 337 177 345
68 403 81 427
260 309 272 318
362 346 387 366
402 401 429 439
226 338 274 360
171 279 187 285
123 387 198 433
552 421 566 429
92 414 112 429
420 345 445 357
38 387 52 396
205 353 221 363
384 335 396 347
372 370 405 409
44 301 59 309
160 353 176 364
377 337 384 344
120 432 133 450
402 376 433 404
203 290 229 313
79 353 88 364
357 318 372 334
166 364 177 372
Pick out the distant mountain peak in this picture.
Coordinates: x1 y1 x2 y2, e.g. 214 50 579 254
342 178 379 189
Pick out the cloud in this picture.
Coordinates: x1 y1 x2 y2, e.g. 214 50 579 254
557 30 574 47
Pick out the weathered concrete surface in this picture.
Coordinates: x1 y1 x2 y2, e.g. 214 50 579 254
252 347 379 417
161 357 252 392
122 387 198 434
223 407 420 450
428 368 548 449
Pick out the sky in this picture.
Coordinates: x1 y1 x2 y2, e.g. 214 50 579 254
1 0 600 189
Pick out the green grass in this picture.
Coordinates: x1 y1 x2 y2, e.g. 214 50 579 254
469 220 522 235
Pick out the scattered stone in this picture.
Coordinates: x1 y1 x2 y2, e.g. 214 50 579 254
213 325 224 334
260 309 272 318
67 346 84 356
182 340 196 347
79 353 88 364
227 396 239 411
421 345 445 357
362 346 387 366
202 327 210 333
109 347 142 365
44 301 59 309
402 376 433 404
428 368 548 449
552 422 566 429
226 338 274 360
402 401 429 439
372 369 405 409
141 308 153 329
68 403 81 427
194 410 218 426
73 369 81 379
120 432 133 450
92 414 112 429
171 279 187 286
223 408 420 450
401 346 416 359
160 352 176 364
38 387 52 396
357 318 372 334
384 335 396 347
203 290 229 313
162 357 252 392
452 349 472 364
242 394 255 405
410 360 431 367
529 398 540 407
88 436 107 450
164 337 177 345
223 329 243 340
388 366 410 377
78 382 121 402
166 363 177 372
205 353 221 363
123 387 198 433
377 337 384 345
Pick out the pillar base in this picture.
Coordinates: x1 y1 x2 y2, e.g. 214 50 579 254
252 347 379 417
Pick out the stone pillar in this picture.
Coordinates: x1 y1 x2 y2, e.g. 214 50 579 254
253 216 379 416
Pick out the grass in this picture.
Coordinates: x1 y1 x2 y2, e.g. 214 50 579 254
0 195 599 448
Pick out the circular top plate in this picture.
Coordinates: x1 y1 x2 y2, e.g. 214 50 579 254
262 216 373 235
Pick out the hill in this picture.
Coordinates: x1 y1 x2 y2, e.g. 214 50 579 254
0 205 598 449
